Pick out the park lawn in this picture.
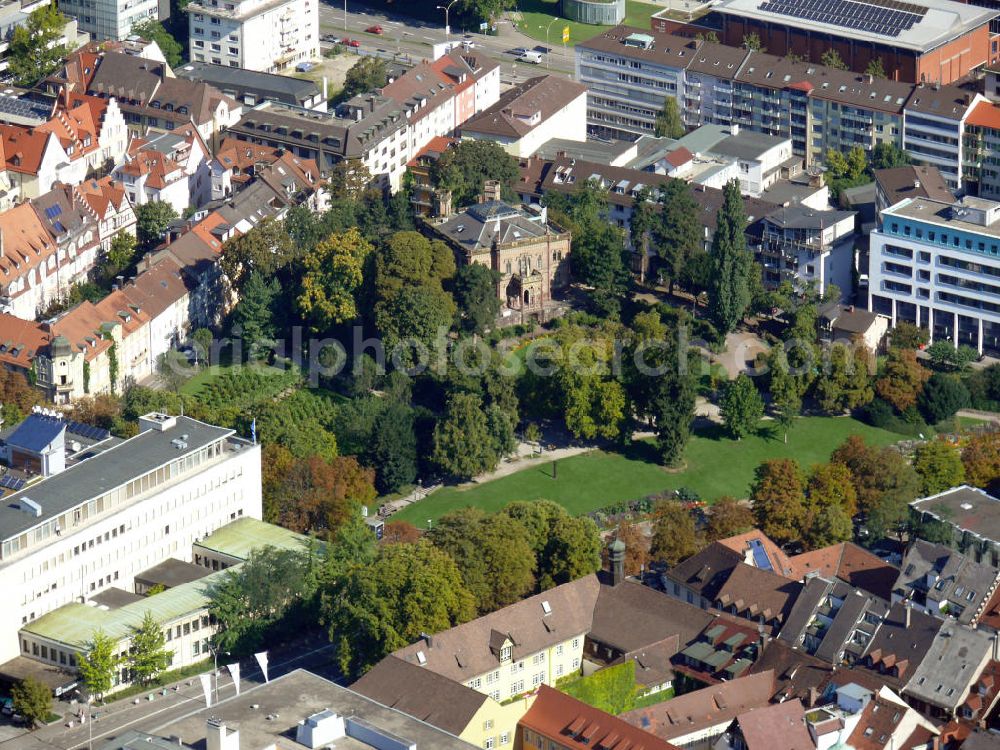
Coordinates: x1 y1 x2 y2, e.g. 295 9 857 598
392 416 901 525
515 0 662 48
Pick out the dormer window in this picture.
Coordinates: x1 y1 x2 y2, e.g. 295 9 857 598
500 645 512 662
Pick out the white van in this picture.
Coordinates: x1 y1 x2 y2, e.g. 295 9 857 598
518 50 543 64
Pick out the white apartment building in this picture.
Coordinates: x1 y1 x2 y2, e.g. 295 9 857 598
0 413 262 665
903 90 987 190
869 195 1000 354
186 0 318 73
58 0 158 41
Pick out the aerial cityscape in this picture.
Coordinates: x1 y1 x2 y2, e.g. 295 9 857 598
4 0 1000 748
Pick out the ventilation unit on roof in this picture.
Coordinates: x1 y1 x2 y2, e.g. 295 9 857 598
541 600 552 615
416 650 427 665
19 497 41 517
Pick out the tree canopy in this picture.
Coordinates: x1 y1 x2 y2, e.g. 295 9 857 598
431 140 519 207
9 3 69 87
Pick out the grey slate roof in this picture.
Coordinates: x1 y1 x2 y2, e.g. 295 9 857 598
0 417 233 543
176 61 320 107
763 205 856 231
434 201 551 254
860 602 942 687
903 621 995 711
893 539 1000 626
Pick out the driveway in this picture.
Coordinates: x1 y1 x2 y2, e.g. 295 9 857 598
715 332 770 379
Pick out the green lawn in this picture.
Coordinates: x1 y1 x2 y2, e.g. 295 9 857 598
515 0 663 48
392 416 902 525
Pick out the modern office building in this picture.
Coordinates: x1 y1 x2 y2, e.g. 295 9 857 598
185 0 318 73
869 194 1000 353
0 412 262 665
56 0 152 41
712 0 998 84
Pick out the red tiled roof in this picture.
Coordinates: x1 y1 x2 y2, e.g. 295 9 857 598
967 99 1000 130
0 313 53 370
735 699 812 750
0 125 53 175
522 685 680 750
77 176 129 219
789 542 898 600
0 203 59 292
664 147 694 168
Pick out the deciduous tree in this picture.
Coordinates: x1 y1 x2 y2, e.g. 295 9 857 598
706 497 755 542
920 372 970 424
135 201 178 250
321 541 475 676
8 3 69 87
130 19 182 67
750 459 805 545
77 630 120 700
875 348 929 412
649 500 701 566
11 677 51 727
298 227 373 331
653 181 701 294
962 432 1000 490
430 140 518 207
720 373 763 440
369 402 418 493
914 439 965 495
815 344 874 414
654 96 684 138
129 611 171 686
343 56 389 98
613 520 651 575
427 508 536 613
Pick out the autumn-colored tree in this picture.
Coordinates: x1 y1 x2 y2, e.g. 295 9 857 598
67 393 121 431
0 366 41 424
649 500 702 566
962 431 1000 491
297 227 374 331
613 520 651 576
806 462 858 520
382 520 422 545
875 348 929 412
750 459 806 545
706 496 755 542
265 451 376 535
830 436 920 541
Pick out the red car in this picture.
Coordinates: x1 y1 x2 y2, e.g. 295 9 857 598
366 24 383 34
341 37 360 47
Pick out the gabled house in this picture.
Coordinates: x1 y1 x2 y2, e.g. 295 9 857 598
0 314 88 404
0 125 75 199
902 621 996 720
76 176 137 253
777 576 890 665
0 202 68 319
858 602 942 690
116 139 190 214
31 183 102 309
121 124 213 210
892 539 1000 626
713 563 804 635
714 698 813 750
789 541 899 601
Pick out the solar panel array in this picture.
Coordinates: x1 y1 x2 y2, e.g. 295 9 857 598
0 96 51 121
758 0 925 37
66 421 111 441
0 475 26 491
749 539 774 571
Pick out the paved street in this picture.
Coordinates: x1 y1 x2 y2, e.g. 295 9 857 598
0 635 340 750
318 1 576 82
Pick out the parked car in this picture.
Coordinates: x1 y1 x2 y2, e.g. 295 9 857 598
510 47 529 56
366 24 383 34
341 37 360 47
1 697 13 715
296 62 314 72
321 34 339 43
518 50 543 64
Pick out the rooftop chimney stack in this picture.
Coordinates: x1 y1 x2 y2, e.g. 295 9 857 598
206 719 239 750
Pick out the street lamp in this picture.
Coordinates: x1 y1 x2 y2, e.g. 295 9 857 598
540 17 558 69
211 647 229 706
436 0 459 37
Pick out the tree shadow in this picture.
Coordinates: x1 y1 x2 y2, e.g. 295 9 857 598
619 439 662 464
757 422 781 443
693 422 728 441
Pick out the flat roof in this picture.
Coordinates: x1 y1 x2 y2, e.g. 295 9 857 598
192 517 317 560
715 0 998 53
884 196 1000 239
911 485 1000 542
0 417 234 545
143 669 477 750
134 558 211 589
23 567 231 649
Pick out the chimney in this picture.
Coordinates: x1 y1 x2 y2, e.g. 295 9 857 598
914 179 921 190
421 632 434 649
905 600 911 628
206 719 239 750
608 538 626 587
